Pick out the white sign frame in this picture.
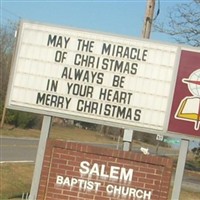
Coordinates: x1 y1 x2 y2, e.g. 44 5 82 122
6 21 180 134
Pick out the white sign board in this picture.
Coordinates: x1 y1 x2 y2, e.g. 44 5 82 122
6 21 179 132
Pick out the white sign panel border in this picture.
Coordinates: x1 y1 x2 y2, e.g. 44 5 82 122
6 20 180 135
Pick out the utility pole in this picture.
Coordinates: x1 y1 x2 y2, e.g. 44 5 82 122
142 1 188 200
123 0 156 151
142 0 156 39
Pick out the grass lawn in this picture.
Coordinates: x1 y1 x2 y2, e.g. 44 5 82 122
0 163 34 200
1 124 118 144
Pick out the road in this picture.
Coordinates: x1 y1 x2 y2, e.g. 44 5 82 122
0 136 178 163
0 136 38 163
0 136 199 192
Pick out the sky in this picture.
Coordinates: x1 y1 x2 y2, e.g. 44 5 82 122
0 0 191 44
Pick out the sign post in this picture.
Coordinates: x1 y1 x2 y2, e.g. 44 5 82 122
171 139 189 200
29 116 52 200
123 129 133 151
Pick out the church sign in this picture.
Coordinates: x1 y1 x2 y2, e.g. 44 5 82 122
168 49 200 136
37 140 173 200
6 21 178 132
6 21 200 138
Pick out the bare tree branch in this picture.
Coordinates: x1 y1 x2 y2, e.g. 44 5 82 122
154 0 200 47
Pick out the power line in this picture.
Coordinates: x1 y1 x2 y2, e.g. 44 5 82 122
153 0 160 21
1 7 21 20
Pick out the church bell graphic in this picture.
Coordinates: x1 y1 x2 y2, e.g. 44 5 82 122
175 69 200 131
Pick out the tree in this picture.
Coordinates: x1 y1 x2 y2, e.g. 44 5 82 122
0 20 41 129
192 145 200 165
154 0 200 47
0 21 16 104
0 20 16 126
154 0 200 163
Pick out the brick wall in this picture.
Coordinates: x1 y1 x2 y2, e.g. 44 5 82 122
37 139 173 200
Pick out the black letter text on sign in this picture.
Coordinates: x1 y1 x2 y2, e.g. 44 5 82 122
112 75 125 88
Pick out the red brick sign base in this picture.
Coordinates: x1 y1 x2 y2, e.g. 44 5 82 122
37 140 173 200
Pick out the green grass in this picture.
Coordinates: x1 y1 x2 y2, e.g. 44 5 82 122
0 163 34 199
0 124 118 144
